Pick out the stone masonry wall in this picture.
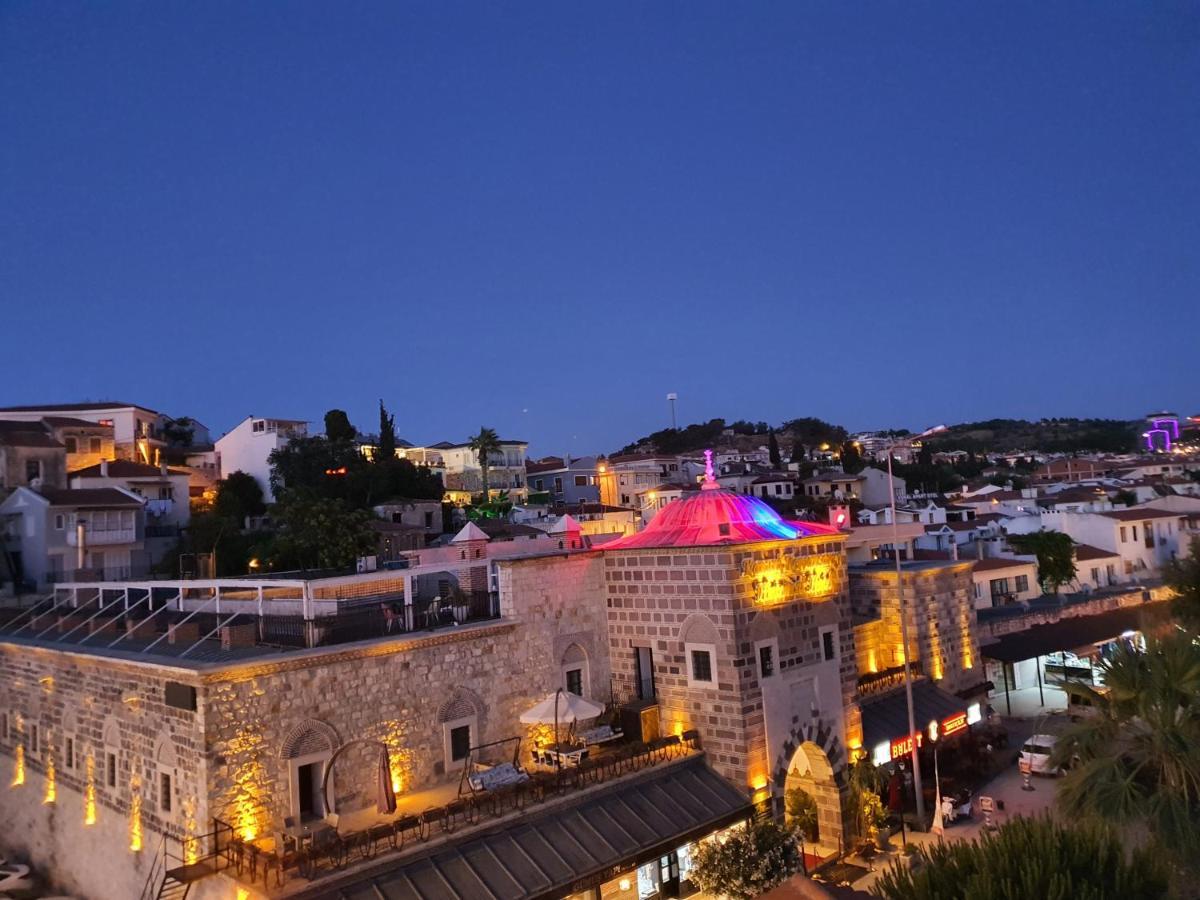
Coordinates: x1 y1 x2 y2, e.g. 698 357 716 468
202 551 609 842
0 645 208 900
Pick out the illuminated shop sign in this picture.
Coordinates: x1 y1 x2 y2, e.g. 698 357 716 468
744 554 841 607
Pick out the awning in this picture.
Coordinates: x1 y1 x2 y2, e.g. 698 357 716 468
303 757 752 900
980 604 1167 664
860 680 970 752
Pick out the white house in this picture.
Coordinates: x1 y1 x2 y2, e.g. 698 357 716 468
969 556 1040 610
1007 507 1188 578
215 416 309 502
0 486 147 588
1073 543 1125 591
858 466 907 507
68 459 191 534
0 402 168 465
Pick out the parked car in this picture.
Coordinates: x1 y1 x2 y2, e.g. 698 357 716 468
1020 734 1062 775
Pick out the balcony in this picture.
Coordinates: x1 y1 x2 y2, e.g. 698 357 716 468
65 527 137 547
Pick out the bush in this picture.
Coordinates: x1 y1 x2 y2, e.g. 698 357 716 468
872 816 1167 900
691 821 801 900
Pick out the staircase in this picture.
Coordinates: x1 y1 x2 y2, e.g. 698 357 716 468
154 872 190 900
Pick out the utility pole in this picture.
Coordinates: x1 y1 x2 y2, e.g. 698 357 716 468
888 444 925 826
667 393 678 430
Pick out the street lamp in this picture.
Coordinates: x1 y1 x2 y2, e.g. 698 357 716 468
887 439 926 826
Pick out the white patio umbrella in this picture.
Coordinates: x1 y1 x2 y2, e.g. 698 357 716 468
520 690 605 748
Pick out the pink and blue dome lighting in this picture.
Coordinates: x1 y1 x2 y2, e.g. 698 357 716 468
601 449 840 550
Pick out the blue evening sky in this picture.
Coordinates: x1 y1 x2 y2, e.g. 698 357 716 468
3 2 1197 455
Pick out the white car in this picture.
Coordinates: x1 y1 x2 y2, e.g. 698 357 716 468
1020 734 1063 776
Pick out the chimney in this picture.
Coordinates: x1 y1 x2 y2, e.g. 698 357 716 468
100 459 108 477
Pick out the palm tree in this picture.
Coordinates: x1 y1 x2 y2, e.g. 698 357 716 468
467 427 502 501
1053 629 1200 880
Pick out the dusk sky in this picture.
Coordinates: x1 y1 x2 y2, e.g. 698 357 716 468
3 2 1197 456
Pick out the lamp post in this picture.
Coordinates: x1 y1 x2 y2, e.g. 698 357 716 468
887 443 926 826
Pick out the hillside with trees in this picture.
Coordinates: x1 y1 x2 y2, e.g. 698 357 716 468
923 418 1140 453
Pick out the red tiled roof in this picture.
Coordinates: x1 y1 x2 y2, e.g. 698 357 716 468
1099 508 1181 522
1074 543 1120 561
71 460 188 478
972 557 1035 573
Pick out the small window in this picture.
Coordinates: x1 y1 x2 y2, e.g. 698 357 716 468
449 725 471 762
565 667 583 696
25 460 41 484
1120 526 1127 543
54 515 65 530
553 477 563 494
574 475 588 487
424 511 434 528
758 645 774 678
821 628 836 662
89 437 102 453
64 437 78 454
690 649 713 683
65 737 75 770
534 479 544 491
29 723 39 755
160 772 172 812
1015 575 1029 593
106 752 117 788
1 713 7 741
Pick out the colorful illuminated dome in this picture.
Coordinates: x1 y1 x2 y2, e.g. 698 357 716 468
601 450 840 550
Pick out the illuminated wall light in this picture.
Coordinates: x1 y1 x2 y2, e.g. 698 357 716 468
672 719 685 738
129 777 144 852
39 676 54 694
11 744 25 787
182 796 199 864
43 753 56 804
84 755 97 824
237 888 251 900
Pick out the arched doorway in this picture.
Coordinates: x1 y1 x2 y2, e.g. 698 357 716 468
783 742 840 858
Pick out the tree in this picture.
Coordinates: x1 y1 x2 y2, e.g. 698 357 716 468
213 471 265 524
840 441 865 475
324 409 356 443
161 416 195 448
269 493 378 571
690 820 802 900
468 427 502 499
768 430 782 468
872 816 1167 900
784 787 818 841
1052 629 1200 890
377 400 397 462
1166 539 1200 631
1007 530 1076 593
1111 489 1138 508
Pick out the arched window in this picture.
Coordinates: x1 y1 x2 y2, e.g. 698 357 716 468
561 643 589 697
101 718 121 792
155 734 179 815
679 615 721 690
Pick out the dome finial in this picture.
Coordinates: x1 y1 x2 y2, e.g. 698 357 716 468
702 448 719 490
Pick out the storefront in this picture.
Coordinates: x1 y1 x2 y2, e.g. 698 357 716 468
860 680 981 769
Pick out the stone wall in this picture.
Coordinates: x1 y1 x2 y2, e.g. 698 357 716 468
203 551 609 841
0 645 208 900
603 537 860 792
849 563 982 698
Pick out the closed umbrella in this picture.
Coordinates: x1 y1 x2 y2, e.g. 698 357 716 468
377 744 397 815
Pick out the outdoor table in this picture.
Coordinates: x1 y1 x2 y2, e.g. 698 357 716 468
284 820 334 851
542 743 587 767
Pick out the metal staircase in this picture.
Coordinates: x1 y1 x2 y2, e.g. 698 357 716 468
139 822 234 900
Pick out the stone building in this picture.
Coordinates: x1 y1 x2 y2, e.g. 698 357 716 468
600 473 858 856
0 459 993 899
